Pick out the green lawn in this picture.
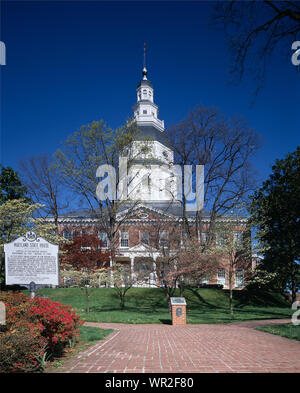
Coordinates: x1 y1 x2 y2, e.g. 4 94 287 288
79 325 114 343
256 323 300 342
30 287 293 324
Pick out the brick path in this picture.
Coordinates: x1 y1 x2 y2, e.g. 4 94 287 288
58 319 300 373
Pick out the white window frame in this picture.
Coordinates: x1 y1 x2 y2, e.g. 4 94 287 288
201 231 208 244
159 230 169 248
120 230 129 248
217 268 226 286
216 233 225 248
139 230 150 245
98 231 108 248
63 230 73 241
235 269 244 288
233 231 243 246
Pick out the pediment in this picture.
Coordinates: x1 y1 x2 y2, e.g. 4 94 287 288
117 202 177 221
128 243 157 253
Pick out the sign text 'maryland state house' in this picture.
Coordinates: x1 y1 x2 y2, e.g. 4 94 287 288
4 235 59 286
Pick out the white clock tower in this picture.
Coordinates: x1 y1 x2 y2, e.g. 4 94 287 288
126 46 179 203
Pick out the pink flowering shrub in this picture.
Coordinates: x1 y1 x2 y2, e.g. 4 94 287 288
0 292 83 372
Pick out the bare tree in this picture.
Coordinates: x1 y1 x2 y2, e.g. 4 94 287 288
19 154 69 231
166 104 260 246
212 0 300 97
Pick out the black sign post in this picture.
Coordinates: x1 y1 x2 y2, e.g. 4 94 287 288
29 281 37 299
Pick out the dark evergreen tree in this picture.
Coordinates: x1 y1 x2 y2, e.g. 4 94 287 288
250 147 300 302
0 166 28 203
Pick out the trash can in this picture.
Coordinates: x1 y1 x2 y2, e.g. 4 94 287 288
170 297 186 325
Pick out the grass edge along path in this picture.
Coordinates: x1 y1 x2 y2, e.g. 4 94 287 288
256 323 300 342
45 325 114 372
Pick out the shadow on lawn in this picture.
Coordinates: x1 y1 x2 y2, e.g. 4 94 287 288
184 287 218 309
159 319 172 325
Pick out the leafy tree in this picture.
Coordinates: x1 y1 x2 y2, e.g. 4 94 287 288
60 231 111 270
54 120 149 264
155 237 220 307
60 264 105 314
0 166 28 204
60 231 111 313
19 154 70 232
176 237 220 291
101 263 148 309
212 218 252 315
250 146 300 302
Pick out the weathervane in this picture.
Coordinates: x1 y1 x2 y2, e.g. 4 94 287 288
143 42 147 79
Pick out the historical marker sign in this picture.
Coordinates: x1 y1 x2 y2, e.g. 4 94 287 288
170 297 186 305
4 231 59 286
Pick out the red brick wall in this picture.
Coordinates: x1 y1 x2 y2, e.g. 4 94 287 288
171 305 186 325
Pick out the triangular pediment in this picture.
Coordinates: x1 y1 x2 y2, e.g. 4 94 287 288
128 243 158 252
117 202 178 221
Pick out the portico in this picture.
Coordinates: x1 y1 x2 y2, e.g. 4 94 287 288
116 243 160 287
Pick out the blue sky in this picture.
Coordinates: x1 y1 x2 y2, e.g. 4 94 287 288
1 1 299 185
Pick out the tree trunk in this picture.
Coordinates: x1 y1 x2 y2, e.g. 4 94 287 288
85 287 90 314
291 260 297 304
166 290 171 313
120 294 125 310
179 282 184 297
229 270 233 316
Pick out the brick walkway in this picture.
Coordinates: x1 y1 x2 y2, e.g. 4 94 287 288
58 319 300 373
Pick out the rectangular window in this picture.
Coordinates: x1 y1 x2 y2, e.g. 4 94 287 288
63 230 73 241
233 231 243 246
98 231 108 248
216 233 226 248
217 268 226 286
159 230 169 247
140 230 150 245
120 230 129 248
235 269 244 288
201 231 208 244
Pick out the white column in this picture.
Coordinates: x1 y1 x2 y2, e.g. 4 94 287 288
152 256 157 287
130 256 135 284
109 257 113 287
